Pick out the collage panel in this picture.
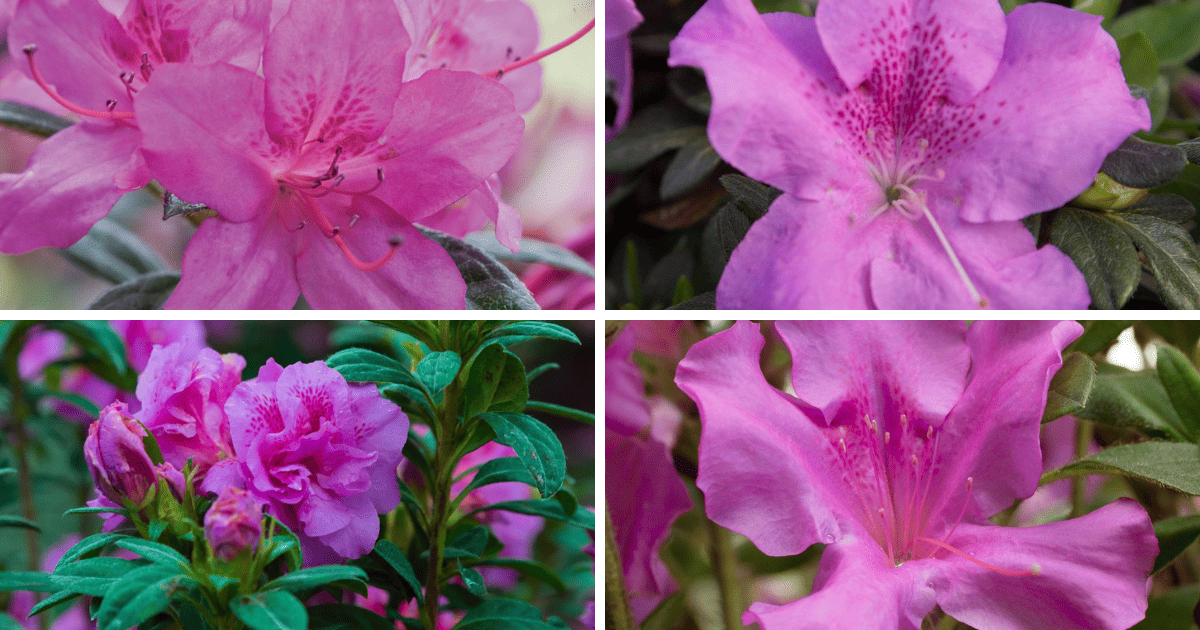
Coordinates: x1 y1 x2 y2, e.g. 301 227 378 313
0 319 596 629
605 0 1200 310
0 0 595 310
605 319 1200 630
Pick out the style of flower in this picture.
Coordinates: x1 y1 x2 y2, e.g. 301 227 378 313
0 0 269 254
669 0 1148 309
606 326 692 620
222 358 410 564
204 487 264 561
606 0 642 140
675 321 1156 630
85 401 185 507
133 0 524 308
134 343 244 479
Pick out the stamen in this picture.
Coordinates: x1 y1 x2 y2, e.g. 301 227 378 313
139 52 153 81
348 214 360 228
330 233 401 272
23 45 135 120
916 536 1039 578
940 477 972 545
321 167 384 197
284 221 306 233
482 18 594 79
920 205 988 308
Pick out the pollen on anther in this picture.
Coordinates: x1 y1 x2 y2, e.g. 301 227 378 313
387 235 404 247
1030 563 1042 576
839 438 847 454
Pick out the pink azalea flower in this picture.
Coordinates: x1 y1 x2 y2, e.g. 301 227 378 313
675 321 1157 630
223 359 409 564
205 487 264 561
134 343 244 479
133 0 524 308
606 327 691 621
670 0 1149 309
605 0 641 140
85 401 185 506
0 0 270 254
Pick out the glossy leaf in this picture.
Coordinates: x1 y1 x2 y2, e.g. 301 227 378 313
0 515 39 531
0 572 54 592
327 348 423 390
416 351 461 395
462 344 528 421
479 412 566 496
115 539 187 568
1040 441 1200 495
56 533 127 569
263 565 367 594
231 590 307 630
442 526 489 559
472 499 595 530
95 565 189 630
487 321 581 346
0 100 72 137
452 598 563 630
457 561 486 596
373 540 423 604
464 457 536 494
307 604 395 630
51 557 138 596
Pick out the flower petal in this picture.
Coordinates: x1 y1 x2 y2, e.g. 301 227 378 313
746 536 936 630
940 3 1150 223
0 122 141 253
675 321 855 555
164 215 302 309
933 499 1155 630
120 0 270 71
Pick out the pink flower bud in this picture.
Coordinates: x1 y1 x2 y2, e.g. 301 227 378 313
84 402 158 505
204 487 263 561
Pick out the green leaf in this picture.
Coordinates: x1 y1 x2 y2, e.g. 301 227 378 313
372 540 423 604
1076 365 1189 439
660 133 722 200
417 227 539 310
1069 320 1133 355
457 561 486 596
0 515 40 531
1042 352 1096 423
326 348 424 390
0 571 54 592
461 234 595 279
264 517 302 572
307 604 395 630
1116 32 1159 91
1109 0 1200 67
452 598 564 630
62 506 128 517
62 218 167 286
383 384 436 421
1073 0 1119 23
1121 193 1198 225
95 565 190 630
639 591 687 630
479 413 566 496
56 533 127 568
699 203 752 288
1113 212 1200 309
1156 344 1200 442
464 457 536 493
88 271 180 310
0 100 72 137
0 612 20 630
51 557 139 597
666 67 712 115
1040 441 1200 495
416 351 461 394
471 500 595 530
44 321 129 381
472 558 568 593
606 102 706 174
263 565 367 595
1100 136 1188 190
27 589 81 616
231 590 308 630
442 526 489 559
487 321 580 345
115 538 187 568
1131 584 1200 630
718 174 782 221
1049 209 1139 309
462 344 529 421
1154 515 1200 573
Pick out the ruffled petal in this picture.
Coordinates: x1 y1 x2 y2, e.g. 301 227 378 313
164 215 301 309
932 499 1155 630
120 0 271 71
675 321 856 555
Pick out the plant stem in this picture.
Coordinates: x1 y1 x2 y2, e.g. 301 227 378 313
708 518 742 630
604 507 635 630
1 323 44 630
1070 419 1093 519
423 376 462 630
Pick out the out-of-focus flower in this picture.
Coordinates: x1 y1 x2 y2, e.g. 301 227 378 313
605 0 641 139
355 586 461 629
676 321 1156 630
223 359 410 564
84 401 184 506
605 327 691 621
7 534 89 630
204 486 264 561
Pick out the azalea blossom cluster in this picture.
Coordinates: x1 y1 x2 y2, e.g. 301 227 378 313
82 340 410 565
0 0 591 308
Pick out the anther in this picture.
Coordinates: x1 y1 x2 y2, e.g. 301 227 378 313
23 44 135 120
106 99 117 111
284 220 306 233
331 226 340 236
884 431 891 444
926 426 933 440
348 214 360 228
839 438 847 454
140 52 153 81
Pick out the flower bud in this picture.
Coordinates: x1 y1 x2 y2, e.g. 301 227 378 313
204 487 263 561
84 402 158 505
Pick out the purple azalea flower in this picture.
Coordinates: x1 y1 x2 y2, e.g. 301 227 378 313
669 0 1149 309
204 487 264 561
675 321 1156 630
85 401 185 507
133 0 524 309
0 0 269 254
605 0 641 140
606 327 692 621
222 359 409 564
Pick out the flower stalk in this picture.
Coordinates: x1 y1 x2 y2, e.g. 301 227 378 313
605 507 636 630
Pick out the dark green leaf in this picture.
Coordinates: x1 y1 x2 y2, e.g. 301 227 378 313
606 102 706 174
1118 31 1159 92
462 344 528 421
487 322 580 345
442 526 489 560
667 291 717 309
263 565 367 594
25 383 101 418
416 351 461 395
699 203 751 288
457 562 485 596
383 384 436 421
1156 344 1200 442
639 591 687 630
660 133 722 200
56 533 127 568
1147 322 1200 353
327 348 422 389
1154 515 1200 574
1131 584 1200 630
1110 1 1200 67
114 539 187 568
718 174 782 221
1069 320 1133 355
44 321 128 379
417 227 539 310
264 517 302 572
472 500 595 530
1077 365 1188 439
27 589 81 616
471 558 567 593
0 100 72 137
1115 212 1200 309
0 515 39 531
0 572 54 592
479 413 566 496
51 557 138 597
666 67 712 115
0 613 19 630
373 540 423 604
1179 138 1200 166
462 234 595 279
231 590 308 630
452 598 563 629
95 565 189 630
62 507 128 517
88 271 180 310
1043 352 1096 423
1121 194 1197 226
524 401 595 424
464 457 536 494
308 604 395 630
1100 136 1188 190
62 218 167 286
1041 441 1200 494
1073 0 1119 22
1049 209 1139 309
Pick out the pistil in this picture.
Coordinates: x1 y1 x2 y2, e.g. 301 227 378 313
23 45 135 121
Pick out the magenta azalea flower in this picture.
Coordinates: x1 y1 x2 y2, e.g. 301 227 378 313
85 401 185 507
204 487 264 561
223 359 409 564
133 0 524 308
676 321 1157 630
606 0 642 140
0 0 269 254
669 0 1148 309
